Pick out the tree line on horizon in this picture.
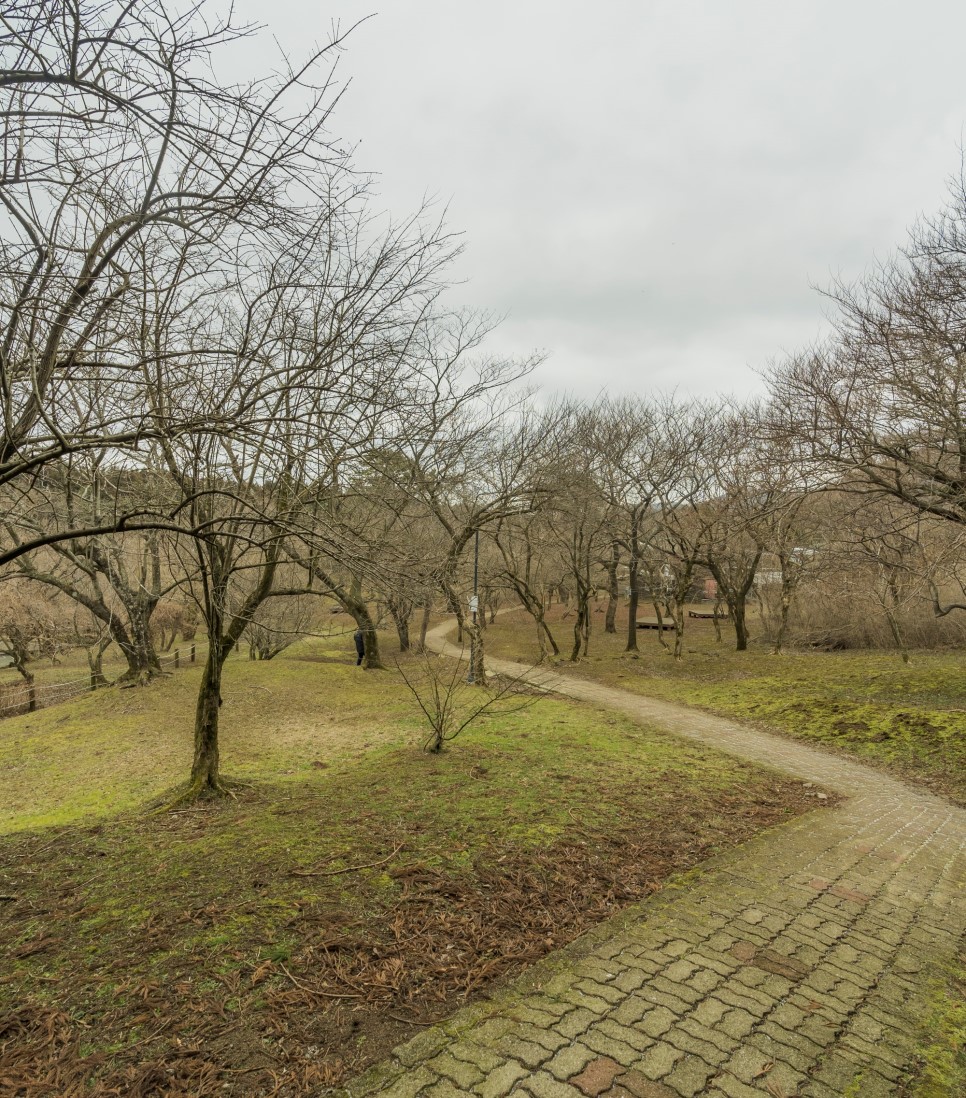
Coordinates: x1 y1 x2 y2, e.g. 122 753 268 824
3 1 966 798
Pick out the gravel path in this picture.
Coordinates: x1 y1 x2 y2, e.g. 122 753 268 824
334 624 966 1098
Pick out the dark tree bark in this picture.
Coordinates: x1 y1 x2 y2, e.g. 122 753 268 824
708 549 762 653
387 595 412 652
604 541 619 634
624 508 643 653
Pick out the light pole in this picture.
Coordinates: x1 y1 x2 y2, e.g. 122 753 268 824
467 528 480 684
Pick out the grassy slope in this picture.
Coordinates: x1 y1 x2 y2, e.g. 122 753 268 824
485 605 966 804
0 631 822 1090
0 638 411 832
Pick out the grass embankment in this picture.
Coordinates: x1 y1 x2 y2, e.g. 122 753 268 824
484 604 966 804
914 953 966 1098
0 634 404 833
0 632 821 1094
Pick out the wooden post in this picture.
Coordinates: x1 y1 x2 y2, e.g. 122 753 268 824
190 644 196 663
174 649 180 669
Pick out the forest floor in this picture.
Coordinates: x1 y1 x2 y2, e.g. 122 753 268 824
481 603 966 806
0 628 825 1095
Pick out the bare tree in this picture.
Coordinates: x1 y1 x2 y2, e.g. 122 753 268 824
389 323 546 683
0 0 363 562
8 474 184 680
589 396 684 653
649 403 719 658
768 170 966 541
493 510 566 660
395 648 537 753
151 194 460 799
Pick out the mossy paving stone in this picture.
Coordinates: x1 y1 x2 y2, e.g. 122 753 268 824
333 623 965 1096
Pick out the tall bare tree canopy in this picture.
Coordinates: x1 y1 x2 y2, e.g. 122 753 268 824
0 0 365 558
768 177 966 529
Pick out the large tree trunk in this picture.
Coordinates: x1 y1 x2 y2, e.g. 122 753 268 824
884 570 910 664
570 584 591 662
652 600 669 652
772 555 796 654
87 637 111 688
188 644 226 795
625 555 640 653
441 577 485 683
604 542 619 634
417 599 431 652
16 560 160 684
709 550 761 653
171 536 281 807
667 567 692 660
670 604 686 659
346 577 384 669
732 595 750 651
624 509 643 652
467 614 486 684
387 596 412 652
113 606 161 683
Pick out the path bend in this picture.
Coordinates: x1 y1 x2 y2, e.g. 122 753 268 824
337 620 965 1098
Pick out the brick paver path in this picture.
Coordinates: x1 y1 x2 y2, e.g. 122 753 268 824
335 625 965 1098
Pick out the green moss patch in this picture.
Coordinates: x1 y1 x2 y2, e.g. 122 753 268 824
0 640 825 1093
485 606 966 804
913 953 966 1097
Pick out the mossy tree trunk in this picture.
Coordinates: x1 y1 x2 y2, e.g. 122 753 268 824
16 557 161 683
386 594 412 652
772 552 799 654
190 637 228 793
177 536 281 804
417 599 432 651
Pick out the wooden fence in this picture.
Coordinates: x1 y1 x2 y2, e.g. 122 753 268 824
0 643 203 720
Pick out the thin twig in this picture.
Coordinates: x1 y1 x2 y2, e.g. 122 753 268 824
292 843 404 878
278 963 363 999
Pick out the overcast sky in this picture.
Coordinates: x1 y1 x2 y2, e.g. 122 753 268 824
233 1 965 401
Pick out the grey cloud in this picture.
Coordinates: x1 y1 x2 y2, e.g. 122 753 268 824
233 0 966 400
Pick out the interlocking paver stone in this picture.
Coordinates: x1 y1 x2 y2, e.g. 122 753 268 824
427 1050 485 1089
521 1070 584 1098
424 1079 469 1098
543 1043 597 1081
663 1056 717 1097
332 625 966 1097
568 1056 624 1096
612 1071 678 1097
638 1005 677 1039
475 1059 531 1098
634 1040 685 1079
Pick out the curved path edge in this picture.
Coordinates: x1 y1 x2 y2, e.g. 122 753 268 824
334 620 965 1098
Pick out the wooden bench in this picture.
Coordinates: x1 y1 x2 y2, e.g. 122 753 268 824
636 621 675 630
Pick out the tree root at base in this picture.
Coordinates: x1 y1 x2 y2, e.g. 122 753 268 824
155 775 253 812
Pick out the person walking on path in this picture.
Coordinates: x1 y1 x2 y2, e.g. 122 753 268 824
353 629 365 667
